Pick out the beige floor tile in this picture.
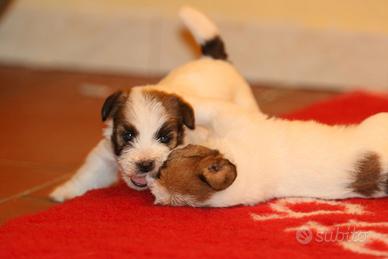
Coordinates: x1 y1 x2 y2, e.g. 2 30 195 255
0 163 72 200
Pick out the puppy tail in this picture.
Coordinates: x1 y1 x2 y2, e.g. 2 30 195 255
179 6 227 60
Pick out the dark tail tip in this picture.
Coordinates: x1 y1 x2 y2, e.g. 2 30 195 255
201 36 228 60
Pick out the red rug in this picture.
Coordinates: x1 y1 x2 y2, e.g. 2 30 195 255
1 91 388 258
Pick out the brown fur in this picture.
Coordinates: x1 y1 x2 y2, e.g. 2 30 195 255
101 90 131 155
101 89 130 122
144 90 195 130
385 172 388 194
156 145 237 202
112 114 138 156
144 89 195 149
350 152 381 196
154 120 181 149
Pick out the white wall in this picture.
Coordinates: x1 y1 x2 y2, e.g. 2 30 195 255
1 0 388 90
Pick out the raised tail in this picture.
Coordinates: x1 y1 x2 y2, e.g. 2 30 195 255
179 6 228 60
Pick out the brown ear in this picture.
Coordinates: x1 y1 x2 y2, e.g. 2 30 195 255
177 97 195 129
200 158 237 191
101 91 125 121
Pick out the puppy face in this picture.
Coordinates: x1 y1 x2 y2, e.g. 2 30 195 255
146 144 237 206
102 88 195 190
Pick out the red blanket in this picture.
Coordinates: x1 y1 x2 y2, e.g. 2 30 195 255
1 92 388 258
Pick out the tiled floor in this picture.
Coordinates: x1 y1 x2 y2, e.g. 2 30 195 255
0 65 338 224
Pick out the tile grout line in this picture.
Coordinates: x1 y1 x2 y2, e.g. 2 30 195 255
0 173 72 204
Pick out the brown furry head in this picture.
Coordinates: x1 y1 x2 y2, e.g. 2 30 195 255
148 144 237 206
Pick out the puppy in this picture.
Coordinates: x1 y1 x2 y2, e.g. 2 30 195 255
147 100 388 207
50 7 261 202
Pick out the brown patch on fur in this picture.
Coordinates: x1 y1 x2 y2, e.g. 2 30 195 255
101 90 130 122
350 152 381 196
385 175 388 194
144 89 195 150
155 120 181 149
156 145 237 202
101 89 132 155
144 90 195 129
112 116 138 156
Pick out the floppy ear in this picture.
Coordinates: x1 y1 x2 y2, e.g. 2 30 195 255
101 91 123 121
177 97 195 129
200 158 237 191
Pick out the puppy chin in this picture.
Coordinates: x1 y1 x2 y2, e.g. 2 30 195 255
121 173 149 191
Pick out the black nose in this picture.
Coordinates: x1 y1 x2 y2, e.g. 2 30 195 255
136 160 155 173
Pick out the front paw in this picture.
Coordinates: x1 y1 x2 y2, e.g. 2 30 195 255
49 183 83 202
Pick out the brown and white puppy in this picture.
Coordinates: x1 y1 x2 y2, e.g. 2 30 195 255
147 100 388 207
103 88 196 190
50 7 261 202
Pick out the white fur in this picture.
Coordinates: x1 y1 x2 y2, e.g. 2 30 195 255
147 176 196 206
156 58 261 115
50 7 261 202
173 99 388 207
179 6 218 44
50 139 117 202
115 89 171 190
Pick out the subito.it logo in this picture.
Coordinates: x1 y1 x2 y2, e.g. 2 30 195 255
295 228 313 245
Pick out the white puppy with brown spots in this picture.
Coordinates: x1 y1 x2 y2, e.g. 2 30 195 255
147 99 388 207
50 7 262 202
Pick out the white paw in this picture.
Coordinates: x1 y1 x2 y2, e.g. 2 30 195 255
49 183 84 202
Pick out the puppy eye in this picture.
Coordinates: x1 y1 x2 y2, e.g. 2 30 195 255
158 134 172 144
123 130 135 142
